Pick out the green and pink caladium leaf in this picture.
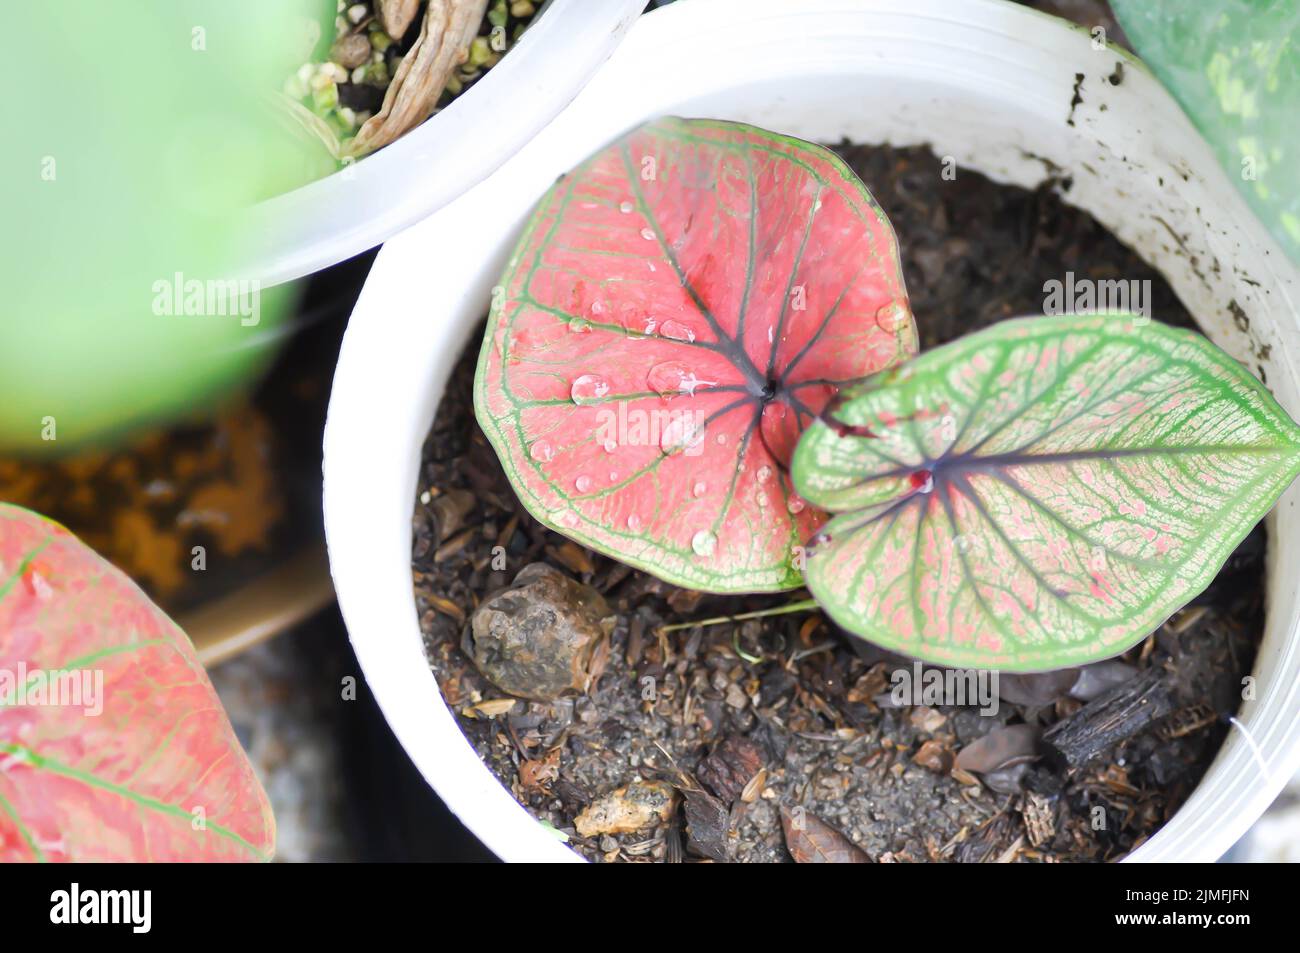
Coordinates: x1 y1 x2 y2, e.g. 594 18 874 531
0 504 274 861
792 314 1300 671
475 117 916 591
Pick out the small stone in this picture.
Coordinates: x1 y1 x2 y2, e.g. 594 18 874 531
331 33 373 70
469 563 614 701
574 781 676 837
724 682 749 710
912 738 954 774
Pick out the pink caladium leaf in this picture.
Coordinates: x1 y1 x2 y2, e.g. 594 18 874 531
792 314 1300 671
476 117 916 591
0 504 274 861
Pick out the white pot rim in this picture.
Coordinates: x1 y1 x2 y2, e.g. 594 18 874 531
325 0 1300 863
241 0 643 288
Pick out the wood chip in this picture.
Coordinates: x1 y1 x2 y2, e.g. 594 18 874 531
466 698 517 718
344 0 490 158
427 593 465 625
377 0 421 38
1021 793 1056 848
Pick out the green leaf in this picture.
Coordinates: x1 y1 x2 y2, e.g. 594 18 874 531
1112 0 1300 264
792 314 1300 671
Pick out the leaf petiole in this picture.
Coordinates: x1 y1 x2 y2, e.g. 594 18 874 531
658 597 819 635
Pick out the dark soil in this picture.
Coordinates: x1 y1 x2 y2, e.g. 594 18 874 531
411 144 1264 863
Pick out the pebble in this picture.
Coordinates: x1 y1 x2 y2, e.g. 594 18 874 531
468 563 615 701
574 781 676 837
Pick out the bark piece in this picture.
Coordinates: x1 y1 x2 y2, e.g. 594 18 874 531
697 735 764 803
344 0 489 158
1042 666 1175 770
682 788 731 862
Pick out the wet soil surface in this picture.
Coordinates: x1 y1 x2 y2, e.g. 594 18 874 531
412 144 1264 862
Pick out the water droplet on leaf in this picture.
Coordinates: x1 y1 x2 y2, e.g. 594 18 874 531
660 414 706 456
570 374 611 405
619 200 634 213
575 475 592 493
691 530 717 557
529 439 554 463
660 320 695 342
648 362 714 398
875 301 910 332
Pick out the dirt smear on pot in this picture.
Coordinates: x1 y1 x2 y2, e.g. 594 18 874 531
411 144 1264 863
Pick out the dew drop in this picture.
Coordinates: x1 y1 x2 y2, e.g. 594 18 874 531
529 439 554 463
756 465 773 484
591 300 605 315
609 471 618 481
692 481 707 498
603 438 618 453
691 530 718 557
575 475 593 493
876 301 910 332
647 361 716 398
910 469 935 494
640 227 655 240
716 433 727 446
570 373 611 405
619 200 634 213
642 317 658 336
627 513 643 532
552 508 577 527
787 496 806 514
660 414 706 456
660 319 696 342
755 489 769 508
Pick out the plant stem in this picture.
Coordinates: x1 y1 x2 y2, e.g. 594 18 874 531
658 597 820 634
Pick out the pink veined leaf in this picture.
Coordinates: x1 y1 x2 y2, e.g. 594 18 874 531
792 314 1300 671
475 117 916 592
0 504 274 861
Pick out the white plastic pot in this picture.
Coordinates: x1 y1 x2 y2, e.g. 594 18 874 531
243 0 644 287
324 0 1300 862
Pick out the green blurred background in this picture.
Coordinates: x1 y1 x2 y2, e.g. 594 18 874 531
1 1 336 454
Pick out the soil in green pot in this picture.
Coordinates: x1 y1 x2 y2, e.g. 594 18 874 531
411 143 1264 863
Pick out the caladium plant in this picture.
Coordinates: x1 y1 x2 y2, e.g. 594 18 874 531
793 315 1300 671
0 504 274 861
476 117 916 592
476 116 1300 672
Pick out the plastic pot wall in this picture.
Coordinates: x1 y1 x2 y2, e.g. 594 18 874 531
243 0 644 287
324 0 1300 862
